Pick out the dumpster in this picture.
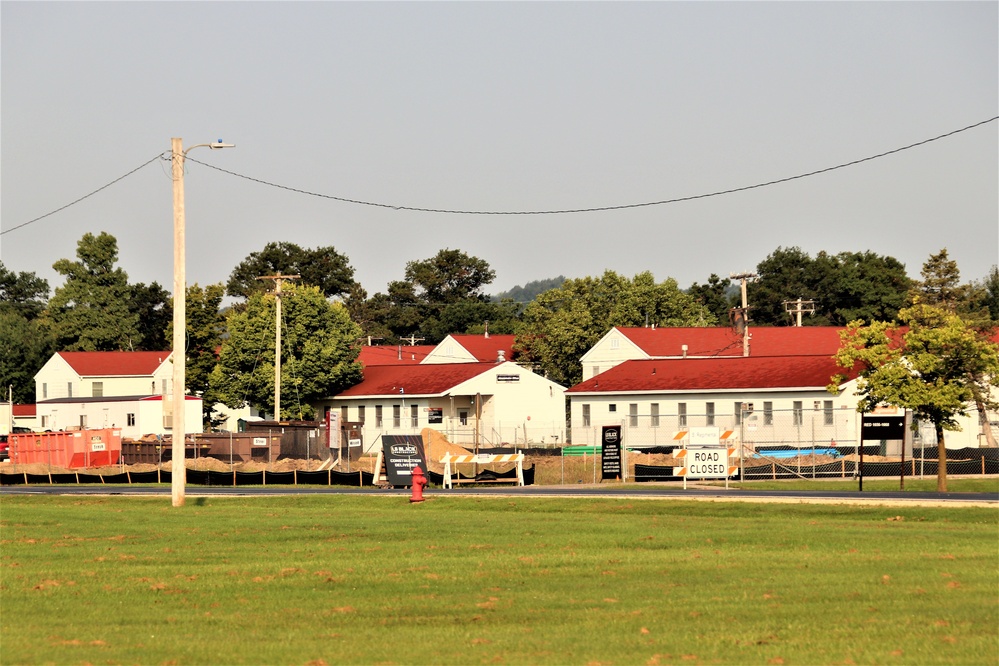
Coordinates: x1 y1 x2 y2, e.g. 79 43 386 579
9 429 122 468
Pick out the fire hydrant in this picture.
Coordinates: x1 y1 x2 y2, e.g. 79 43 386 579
410 466 429 503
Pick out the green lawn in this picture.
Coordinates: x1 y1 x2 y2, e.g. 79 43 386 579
1 495 996 665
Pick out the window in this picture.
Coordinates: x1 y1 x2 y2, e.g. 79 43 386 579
41 415 48 428
162 379 169 396
608 404 617 413
706 402 715 426
357 406 366 424
582 404 591 427
735 402 742 425
375 405 383 428
92 382 103 398
678 403 687 428
592 366 600 378
610 338 620 350
79 414 87 428
42 383 48 399
67 383 73 398
793 401 803 426
459 410 468 426
392 405 401 429
824 400 834 426
763 401 773 426
650 403 660 428
127 413 136 426
341 406 348 422
629 404 638 427
411 404 419 428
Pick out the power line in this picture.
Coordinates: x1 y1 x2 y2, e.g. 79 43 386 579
4 115 996 235
189 115 998 215
1 153 168 236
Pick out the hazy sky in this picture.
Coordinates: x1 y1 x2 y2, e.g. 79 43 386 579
2 2 996 300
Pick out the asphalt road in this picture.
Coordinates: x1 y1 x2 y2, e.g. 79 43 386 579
2 483 995 507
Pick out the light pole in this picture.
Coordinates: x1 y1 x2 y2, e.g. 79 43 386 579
171 137 234 507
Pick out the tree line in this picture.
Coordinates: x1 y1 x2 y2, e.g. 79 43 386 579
2 232 997 428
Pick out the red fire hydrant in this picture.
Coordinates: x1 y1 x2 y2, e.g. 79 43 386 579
410 466 428 503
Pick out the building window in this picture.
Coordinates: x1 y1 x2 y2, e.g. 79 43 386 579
610 338 620 350
67 383 73 398
41 415 48 428
79 414 87 428
459 410 468 426
375 405 383 428
735 402 742 425
705 402 715 426
608 404 617 413
392 405 401 429
411 404 419 428
650 403 660 428
162 379 169 396
793 401 803 426
593 366 600 378
127 413 136 426
92 382 104 398
582 404 591 427
678 403 687 428
341 406 348 423
824 400 834 426
357 406 365 424
42 383 48 399
763 401 773 426
628 404 638 427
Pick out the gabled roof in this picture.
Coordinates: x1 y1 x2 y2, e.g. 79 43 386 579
334 363 497 398
567 355 857 394
615 326 845 358
56 351 172 377
357 345 434 366
445 334 516 362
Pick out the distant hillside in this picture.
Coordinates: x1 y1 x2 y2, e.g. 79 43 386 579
491 276 566 303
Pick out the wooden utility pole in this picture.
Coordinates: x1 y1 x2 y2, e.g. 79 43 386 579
729 272 758 357
257 273 299 420
784 298 816 327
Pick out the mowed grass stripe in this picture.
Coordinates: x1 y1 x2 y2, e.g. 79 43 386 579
1 496 995 665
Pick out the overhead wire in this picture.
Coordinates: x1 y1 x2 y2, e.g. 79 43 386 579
3 116 996 235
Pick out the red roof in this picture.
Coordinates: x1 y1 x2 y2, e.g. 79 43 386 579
12 404 36 417
448 334 516 362
57 351 171 377
357 345 434 366
335 363 496 398
616 327 845 358
567 355 856 393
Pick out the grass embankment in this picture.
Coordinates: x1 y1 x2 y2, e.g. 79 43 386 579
1 496 995 665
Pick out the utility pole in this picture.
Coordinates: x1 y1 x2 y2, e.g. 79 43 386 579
729 272 758 357
402 334 425 346
257 273 299 421
784 298 816 327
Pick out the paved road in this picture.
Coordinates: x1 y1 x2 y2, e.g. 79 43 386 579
2 483 995 507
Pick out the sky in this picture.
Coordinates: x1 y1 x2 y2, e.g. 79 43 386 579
2 2 997 302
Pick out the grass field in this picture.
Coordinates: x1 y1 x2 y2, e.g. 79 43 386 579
1 495 996 665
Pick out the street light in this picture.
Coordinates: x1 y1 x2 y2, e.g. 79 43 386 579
171 137 234 507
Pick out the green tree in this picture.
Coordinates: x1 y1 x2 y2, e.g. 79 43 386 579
0 308 53 403
517 271 715 387
404 248 495 306
47 232 140 351
129 282 172 351
0 262 50 320
831 303 999 491
178 283 226 428
912 248 965 309
491 276 566 304
209 283 362 419
971 265 999 322
687 274 735 323
226 242 357 300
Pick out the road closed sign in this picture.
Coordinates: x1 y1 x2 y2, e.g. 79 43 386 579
673 447 737 478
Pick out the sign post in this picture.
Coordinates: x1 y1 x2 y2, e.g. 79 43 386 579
601 425 622 481
860 414 905 492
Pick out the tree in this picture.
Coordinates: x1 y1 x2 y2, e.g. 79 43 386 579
912 248 965 309
749 246 911 326
129 282 172 351
517 271 715 386
0 308 53 403
971 265 999 323
209 283 362 419
226 242 357 300
404 248 495 306
177 283 226 428
0 262 50 320
831 303 999 491
687 274 736 323
47 232 140 351
491 276 566 304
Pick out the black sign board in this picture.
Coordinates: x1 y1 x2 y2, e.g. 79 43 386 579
861 415 905 441
380 435 428 487
427 408 443 424
601 425 623 480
